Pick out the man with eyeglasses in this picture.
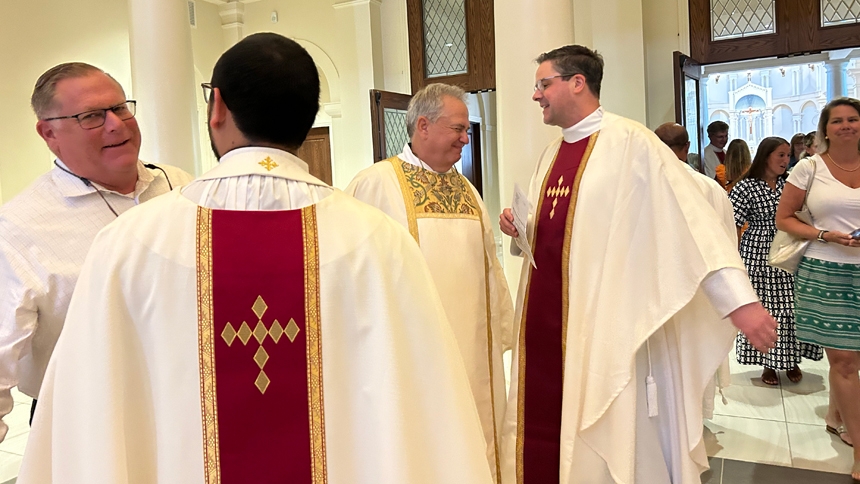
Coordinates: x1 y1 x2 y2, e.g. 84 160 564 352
345 82 514 483
0 62 192 440
497 45 778 483
19 35 492 483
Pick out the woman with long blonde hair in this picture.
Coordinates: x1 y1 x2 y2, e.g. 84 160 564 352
722 139 752 192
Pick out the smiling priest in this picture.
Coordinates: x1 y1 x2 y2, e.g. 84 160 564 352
498 45 780 484
346 83 514 483
18 33 493 484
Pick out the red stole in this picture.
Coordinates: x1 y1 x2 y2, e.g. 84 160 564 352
196 207 326 484
517 134 596 484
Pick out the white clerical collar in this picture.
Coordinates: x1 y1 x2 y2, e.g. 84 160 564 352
398 143 456 174
561 107 604 143
194 146 328 187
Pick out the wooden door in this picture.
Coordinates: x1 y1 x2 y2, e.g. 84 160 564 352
370 90 413 162
297 127 333 185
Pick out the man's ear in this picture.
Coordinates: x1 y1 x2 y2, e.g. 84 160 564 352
208 87 228 130
570 74 588 95
36 120 61 157
415 115 431 138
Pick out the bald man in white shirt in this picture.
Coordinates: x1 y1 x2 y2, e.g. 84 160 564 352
0 62 192 439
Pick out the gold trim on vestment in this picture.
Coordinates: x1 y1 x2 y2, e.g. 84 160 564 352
389 157 483 244
302 207 328 484
561 132 598 364
515 144 560 484
387 156 421 243
196 206 221 484
475 205 503 484
514 133 599 483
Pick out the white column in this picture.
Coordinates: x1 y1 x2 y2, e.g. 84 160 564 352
331 0 384 188
219 1 245 47
729 111 739 140
764 108 773 137
127 0 199 175
825 59 850 100
494 0 573 284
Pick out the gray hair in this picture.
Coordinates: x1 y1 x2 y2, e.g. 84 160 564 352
406 83 467 137
31 62 120 118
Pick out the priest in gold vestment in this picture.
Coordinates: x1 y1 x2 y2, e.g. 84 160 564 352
498 45 779 484
19 34 493 484
346 83 514 483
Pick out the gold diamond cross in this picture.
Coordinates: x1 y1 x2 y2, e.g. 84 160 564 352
545 175 570 219
220 295 300 394
258 157 279 171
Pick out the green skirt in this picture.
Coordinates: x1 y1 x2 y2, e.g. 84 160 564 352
795 257 860 351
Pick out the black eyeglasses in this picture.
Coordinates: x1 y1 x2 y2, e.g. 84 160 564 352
42 101 136 130
201 83 213 104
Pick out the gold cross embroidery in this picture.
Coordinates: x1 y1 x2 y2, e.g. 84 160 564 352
259 157 279 171
545 175 570 219
220 295 301 394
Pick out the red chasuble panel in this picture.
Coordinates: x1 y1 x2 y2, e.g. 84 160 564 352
518 135 595 484
196 207 326 484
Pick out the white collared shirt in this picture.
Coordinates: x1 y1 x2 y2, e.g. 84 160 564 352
0 160 192 441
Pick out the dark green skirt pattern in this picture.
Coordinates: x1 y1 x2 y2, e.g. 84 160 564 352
795 257 860 351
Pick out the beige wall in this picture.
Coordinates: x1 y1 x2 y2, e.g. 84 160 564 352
0 0 133 203
573 0 648 124
642 0 690 129
0 0 689 204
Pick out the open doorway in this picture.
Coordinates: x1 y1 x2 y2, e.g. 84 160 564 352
677 48 860 169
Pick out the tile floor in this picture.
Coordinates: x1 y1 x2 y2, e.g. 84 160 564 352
0 348 853 482
704 348 855 477
0 387 32 483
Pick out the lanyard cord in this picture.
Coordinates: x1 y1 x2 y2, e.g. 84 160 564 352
52 162 173 218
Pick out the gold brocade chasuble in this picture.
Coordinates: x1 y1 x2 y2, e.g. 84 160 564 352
196 205 326 484
386 157 482 241
516 133 597 484
385 156 504 481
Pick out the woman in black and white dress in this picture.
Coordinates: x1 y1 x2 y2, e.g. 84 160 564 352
729 137 824 385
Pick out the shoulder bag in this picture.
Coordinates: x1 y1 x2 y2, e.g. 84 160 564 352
768 157 817 273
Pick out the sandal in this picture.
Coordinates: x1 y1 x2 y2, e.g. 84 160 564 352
826 424 854 447
761 368 779 386
786 366 803 383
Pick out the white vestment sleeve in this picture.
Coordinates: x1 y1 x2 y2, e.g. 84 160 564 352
701 267 760 318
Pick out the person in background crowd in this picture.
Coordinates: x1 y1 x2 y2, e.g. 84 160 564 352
703 120 730 178
789 132 806 170
721 139 752 193
729 137 824 386
776 97 860 480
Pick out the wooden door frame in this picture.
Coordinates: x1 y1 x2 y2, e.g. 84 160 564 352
370 90 412 162
690 0 860 64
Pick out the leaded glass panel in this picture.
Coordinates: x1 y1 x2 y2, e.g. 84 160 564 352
821 0 860 26
422 0 468 78
710 0 775 41
383 108 409 158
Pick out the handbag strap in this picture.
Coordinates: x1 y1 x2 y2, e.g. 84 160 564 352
800 157 817 210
